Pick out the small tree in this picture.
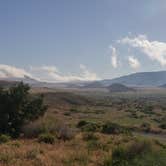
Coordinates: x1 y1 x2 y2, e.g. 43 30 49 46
0 82 47 137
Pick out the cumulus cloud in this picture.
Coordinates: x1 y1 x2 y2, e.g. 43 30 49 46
118 35 166 66
30 64 100 82
0 64 32 78
79 64 99 81
110 46 118 68
128 56 140 69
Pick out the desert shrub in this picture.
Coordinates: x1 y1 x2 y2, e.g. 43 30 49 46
87 140 108 151
0 82 47 138
26 149 39 160
77 120 88 128
63 152 89 166
111 140 153 166
64 112 71 116
141 122 151 132
102 122 130 135
103 156 112 166
69 108 79 113
159 122 166 129
56 124 75 141
38 133 55 144
22 116 58 138
0 153 13 165
126 140 152 158
23 117 75 141
22 120 45 138
130 112 139 119
111 146 127 166
77 120 101 132
0 134 11 144
82 132 98 141
154 139 166 149
142 105 153 114
9 141 21 148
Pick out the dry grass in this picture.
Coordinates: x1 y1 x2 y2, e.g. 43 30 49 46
0 132 164 166
0 88 166 165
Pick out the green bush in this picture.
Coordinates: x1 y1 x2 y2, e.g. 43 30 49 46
0 134 11 144
69 108 79 113
102 122 130 135
77 120 100 132
0 82 47 138
111 140 154 166
159 122 166 129
103 156 112 166
38 133 55 144
77 120 88 128
141 122 151 132
82 132 98 141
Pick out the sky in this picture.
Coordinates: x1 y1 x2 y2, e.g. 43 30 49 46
1 0 166 82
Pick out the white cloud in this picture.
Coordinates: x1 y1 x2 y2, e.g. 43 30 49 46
0 64 32 78
79 64 99 81
110 46 118 68
0 64 100 82
128 56 140 69
119 35 166 66
30 64 100 82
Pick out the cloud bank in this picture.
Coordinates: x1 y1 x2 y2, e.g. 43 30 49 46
0 64 100 82
0 64 32 78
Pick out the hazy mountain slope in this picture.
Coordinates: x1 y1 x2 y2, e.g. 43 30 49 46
101 71 166 87
0 80 18 88
82 81 104 88
108 83 135 92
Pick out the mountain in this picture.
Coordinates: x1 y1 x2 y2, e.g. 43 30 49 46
100 71 166 87
107 83 135 92
0 76 39 86
0 80 18 88
82 81 104 88
160 84 166 88
1 70 166 88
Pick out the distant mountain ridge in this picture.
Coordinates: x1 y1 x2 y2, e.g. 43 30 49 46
1 70 166 88
100 71 166 87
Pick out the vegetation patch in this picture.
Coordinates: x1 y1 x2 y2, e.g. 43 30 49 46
38 133 55 144
77 120 101 132
0 134 11 144
102 122 131 135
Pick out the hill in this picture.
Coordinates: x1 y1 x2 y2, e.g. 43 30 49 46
107 83 135 92
82 81 104 88
0 80 18 88
101 71 166 87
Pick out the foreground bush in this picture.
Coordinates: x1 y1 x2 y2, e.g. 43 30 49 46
109 140 166 166
38 133 55 144
22 116 75 141
0 134 11 144
82 132 98 141
56 123 75 141
102 122 131 135
0 82 47 138
77 120 101 132
159 122 166 129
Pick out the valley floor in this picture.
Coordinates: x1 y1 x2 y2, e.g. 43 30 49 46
0 87 166 166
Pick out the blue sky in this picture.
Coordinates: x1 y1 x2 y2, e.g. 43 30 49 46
1 0 166 82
